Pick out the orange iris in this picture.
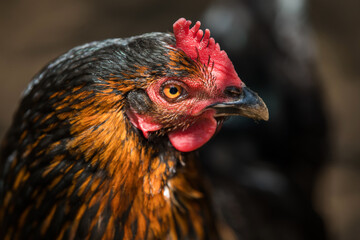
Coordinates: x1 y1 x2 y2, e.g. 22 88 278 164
163 85 182 99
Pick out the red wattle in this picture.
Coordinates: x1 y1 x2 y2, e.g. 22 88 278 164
168 116 217 152
127 108 218 152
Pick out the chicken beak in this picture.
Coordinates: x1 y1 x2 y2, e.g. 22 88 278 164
210 86 269 121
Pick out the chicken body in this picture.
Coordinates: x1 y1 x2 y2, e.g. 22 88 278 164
0 19 267 239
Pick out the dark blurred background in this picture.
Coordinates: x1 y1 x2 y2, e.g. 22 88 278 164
0 0 359 239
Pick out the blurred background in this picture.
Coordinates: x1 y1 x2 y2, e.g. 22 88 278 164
0 0 359 239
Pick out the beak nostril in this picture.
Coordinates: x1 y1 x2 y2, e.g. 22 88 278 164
211 86 269 121
224 86 242 99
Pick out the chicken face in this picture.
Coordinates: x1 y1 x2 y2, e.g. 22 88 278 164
126 18 268 152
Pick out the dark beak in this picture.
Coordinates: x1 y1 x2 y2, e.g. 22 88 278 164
209 86 269 121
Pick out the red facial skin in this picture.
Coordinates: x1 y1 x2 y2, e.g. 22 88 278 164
127 18 243 152
128 74 241 152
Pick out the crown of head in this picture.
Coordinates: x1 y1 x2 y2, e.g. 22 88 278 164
173 18 241 85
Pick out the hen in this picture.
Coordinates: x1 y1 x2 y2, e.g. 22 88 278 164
0 18 268 239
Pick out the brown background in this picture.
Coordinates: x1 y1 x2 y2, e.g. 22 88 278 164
0 0 359 239
310 0 360 239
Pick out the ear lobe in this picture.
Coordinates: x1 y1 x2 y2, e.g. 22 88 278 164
126 89 153 114
126 89 163 138
126 109 163 139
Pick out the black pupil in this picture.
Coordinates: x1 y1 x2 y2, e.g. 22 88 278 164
169 86 178 95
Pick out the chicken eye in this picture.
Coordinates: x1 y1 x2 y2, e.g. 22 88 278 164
163 85 182 99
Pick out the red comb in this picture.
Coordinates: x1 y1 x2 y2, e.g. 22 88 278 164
173 18 242 88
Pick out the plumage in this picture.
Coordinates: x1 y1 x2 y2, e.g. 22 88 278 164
0 18 267 239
